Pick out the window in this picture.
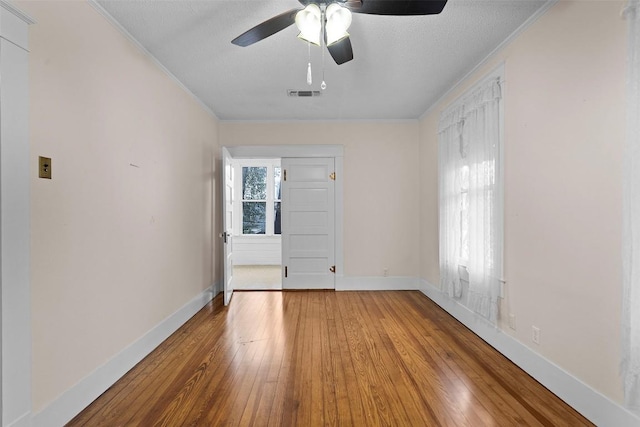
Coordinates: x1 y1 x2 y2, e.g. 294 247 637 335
237 160 281 236
242 166 267 234
459 159 498 267
438 69 503 323
460 164 470 263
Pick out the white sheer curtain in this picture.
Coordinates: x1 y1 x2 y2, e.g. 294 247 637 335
463 79 503 323
438 104 465 299
438 76 503 323
622 0 640 411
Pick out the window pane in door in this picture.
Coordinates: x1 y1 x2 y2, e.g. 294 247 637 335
242 167 267 200
243 202 266 234
274 167 282 200
274 202 281 235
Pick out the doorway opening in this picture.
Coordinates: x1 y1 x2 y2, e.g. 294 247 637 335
221 145 344 305
232 159 283 291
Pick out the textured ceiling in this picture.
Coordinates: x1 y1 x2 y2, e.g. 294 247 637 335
95 0 549 121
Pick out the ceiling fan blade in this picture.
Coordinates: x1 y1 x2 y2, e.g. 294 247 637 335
232 8 301 47
346 0 448 16
327 37 354 65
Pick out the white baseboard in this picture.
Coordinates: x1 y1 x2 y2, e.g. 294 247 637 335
212 280 222 297
31 283 219 427
419 279 640 427
7 411 31 427
234 284 282 291
336 276 419 291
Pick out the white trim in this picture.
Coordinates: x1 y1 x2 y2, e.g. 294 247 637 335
0 1 34 25
420 0 558 120
220 119 419 124
334 155 344 277
419 279 640 427
233 283 282 291
1 5 32 425
212 280 222 297
87 0 217 120
336 276 419 291
6 411 30 427
31 283 219 427
234 159 283 167
226 145 343 159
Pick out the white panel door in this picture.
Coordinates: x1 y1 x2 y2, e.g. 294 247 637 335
222 147 234 305
281 158 335 289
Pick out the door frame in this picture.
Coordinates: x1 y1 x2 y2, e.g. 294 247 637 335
222 147 235 305
223 145 344 284
1 2 34 424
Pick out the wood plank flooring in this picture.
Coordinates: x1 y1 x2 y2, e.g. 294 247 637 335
67 291 592 426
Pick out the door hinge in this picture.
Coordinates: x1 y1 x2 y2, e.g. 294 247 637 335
329 172 336 181
330 266 336 273
285 266 288 278
284 169 287 181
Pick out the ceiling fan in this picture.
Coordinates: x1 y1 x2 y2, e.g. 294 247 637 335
231 0 448 66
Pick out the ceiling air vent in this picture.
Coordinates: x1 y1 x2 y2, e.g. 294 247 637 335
287 90 321 98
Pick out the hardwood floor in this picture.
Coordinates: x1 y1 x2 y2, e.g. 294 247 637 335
68 291 592 426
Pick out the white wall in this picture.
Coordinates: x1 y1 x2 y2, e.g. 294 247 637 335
220 121 420 279
16 0 219 414
420 0 626 405
233 236 282 265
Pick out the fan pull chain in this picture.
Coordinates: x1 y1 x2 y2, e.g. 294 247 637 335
306 42 312 86
321 10 327 90
321 35 326 90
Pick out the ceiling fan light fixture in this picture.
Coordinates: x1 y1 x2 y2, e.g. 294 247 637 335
325 2 352 46
295 4 322 46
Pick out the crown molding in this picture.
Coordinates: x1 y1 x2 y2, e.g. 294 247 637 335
0 0 35 24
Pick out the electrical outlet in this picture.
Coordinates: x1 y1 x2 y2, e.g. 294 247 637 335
383 268 389 277
508 314 516 330
532 326 540 344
